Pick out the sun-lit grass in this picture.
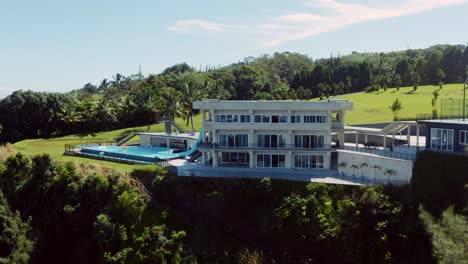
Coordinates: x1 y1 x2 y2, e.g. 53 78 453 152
12 115 202 173
316 83 465 125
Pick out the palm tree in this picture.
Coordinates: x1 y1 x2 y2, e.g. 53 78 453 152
57 105 82 133
94 99 117 129
389 98 404 121
370 164 382 183
181 83 202 131
384 169 396 184
338 162 347 177
358 162 368 181
350 164 359 179
161 88 183 122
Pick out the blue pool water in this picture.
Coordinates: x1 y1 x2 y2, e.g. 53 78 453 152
80 146 177 162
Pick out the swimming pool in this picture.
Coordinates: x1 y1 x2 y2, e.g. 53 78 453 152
80 146 176 162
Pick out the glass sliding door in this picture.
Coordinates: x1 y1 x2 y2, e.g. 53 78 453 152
430 128 454 151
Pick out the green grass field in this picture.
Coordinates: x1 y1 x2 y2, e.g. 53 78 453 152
319 83 466 125
13 116 202 173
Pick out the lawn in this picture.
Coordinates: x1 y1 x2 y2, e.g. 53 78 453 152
13 116 202 174
319 83 466 125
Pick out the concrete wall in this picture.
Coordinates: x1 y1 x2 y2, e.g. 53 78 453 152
337 150 413 184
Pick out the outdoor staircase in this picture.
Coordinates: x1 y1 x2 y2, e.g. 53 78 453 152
116 132 138 146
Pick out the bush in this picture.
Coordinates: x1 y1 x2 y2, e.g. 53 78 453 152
411 151 468 215
364 85 380 93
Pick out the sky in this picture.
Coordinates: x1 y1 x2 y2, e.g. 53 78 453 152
1 0 467 99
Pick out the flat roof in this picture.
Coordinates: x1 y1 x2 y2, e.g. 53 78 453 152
137 132 199 140
193 99 353 111
418 119 468 125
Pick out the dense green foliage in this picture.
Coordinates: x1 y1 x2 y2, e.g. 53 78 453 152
0 191 33 264
2 44 468 143
412 151 468 215
0 153 188 264
0 151 467 263
151 176 435 263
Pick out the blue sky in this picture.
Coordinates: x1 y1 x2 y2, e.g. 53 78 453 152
1 0 467 98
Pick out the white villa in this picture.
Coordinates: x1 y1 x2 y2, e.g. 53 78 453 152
193 99 353 170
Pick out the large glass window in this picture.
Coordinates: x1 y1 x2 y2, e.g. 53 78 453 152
256 154 285 168
430 128 454 151
293 155 324 168
240 115 250 123
291 115 301 123
303 115 328 124
271 115 288 123
221 152 249 165
294 135 325 149
257 134 286 148
219 134 248 147
214 114 239 123
460 130 468 145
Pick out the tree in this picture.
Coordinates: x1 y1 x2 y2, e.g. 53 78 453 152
0 191 34 264
160 88 183 121
383 169 396 184
338 162 347 176
411 72 420 91
358 162 368 180
420 206 467 263
181 83 202 131
436 69 446 89
393 74 402 91
370 165 382 183
432 90 440 119
389 99 404 121
350 164 359 179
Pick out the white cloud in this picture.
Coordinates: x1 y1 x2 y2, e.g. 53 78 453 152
168 19 231 32
168 0 468 46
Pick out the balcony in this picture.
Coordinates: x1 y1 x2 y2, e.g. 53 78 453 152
198 143 332 152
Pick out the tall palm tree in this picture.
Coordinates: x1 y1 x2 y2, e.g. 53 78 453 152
350 164 359 179
161 89 183 122
57 105 82 133
358 162 368 180
338 162 347 176
370 164 382 183
181 83 202 131
94 100 117 129
384 169 396 184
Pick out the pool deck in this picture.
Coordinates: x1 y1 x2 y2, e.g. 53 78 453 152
168 159 363 186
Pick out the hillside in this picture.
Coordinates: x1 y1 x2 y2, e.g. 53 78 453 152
323 83 465 125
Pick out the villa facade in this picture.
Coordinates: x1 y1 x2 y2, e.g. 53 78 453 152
418 119 468 154
193 99 353 170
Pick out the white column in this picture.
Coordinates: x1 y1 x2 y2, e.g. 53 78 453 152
407 125 411 146
286 151 293 168
212 150 218 167
416 126 420 150
249 130 255 147
202 152 206 165
392 133 395 149
355 132 359 148
166 138 170 148
212 130 217 144
249 151 255 168
201 110 206 143
288 130 293 147
364 133 368 144
383 134 387 149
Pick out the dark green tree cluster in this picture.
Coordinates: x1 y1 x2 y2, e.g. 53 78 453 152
151 176 435 263
0 153 189 264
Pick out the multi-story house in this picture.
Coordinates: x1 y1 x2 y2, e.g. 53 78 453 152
193 99 353 170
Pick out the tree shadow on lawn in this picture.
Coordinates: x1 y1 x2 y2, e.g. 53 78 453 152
78 133 97 138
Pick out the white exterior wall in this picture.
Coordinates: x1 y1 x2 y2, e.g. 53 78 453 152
338 150 413 183
194 100 353 169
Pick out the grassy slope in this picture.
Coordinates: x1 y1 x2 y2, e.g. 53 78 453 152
13 116 202 173
319 83 465 125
